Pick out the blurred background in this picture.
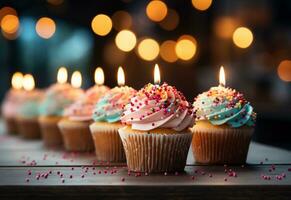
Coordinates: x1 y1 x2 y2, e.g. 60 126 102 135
0 0 291 145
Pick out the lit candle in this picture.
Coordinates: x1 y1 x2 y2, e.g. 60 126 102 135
71 71 82 88
219 66 226 87
94 67 105 86
117 66 125 86
57 67 68 84
11 72 23 90
22 74 35 92
154 64 161 85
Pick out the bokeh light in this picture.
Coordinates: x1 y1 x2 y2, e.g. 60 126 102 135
178 34 197 44
146 0 168 22
191 0 212 11
138 38 160 61
11 72 23 90
35 17 56 39
0 7 17 22
115 30 137 52
1 14 19 34
91 14 112 36
232 27 253 48
214 17 239 39
277 60 291 82
160 40 178 63
112 10 132 31
23 74 35 91
71 71 82 88
175 37 197 61
159 9 179 31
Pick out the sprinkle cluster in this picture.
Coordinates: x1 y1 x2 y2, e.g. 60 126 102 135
122 83 194 125
194 86 256 127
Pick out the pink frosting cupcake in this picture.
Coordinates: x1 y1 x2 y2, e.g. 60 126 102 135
119 83 195 173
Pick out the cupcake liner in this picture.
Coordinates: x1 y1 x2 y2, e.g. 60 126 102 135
192 122 253 164
38 116 63 147
119 126 193 173
16 117 41 139
89 122 125 162
58 119 94 152
4 117 18 134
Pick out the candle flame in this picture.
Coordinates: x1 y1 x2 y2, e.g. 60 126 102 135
154 64 161 85
23 74 35 91
57 67 68 84
94 67 105 85
11 72 23 90
117 66 125 86
71 71 82 88
219 66 226 86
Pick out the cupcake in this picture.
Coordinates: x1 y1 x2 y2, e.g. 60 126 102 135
16 90 44 139
89 86 136 162
119 83 195 173
38 83 83 146
1 89 24 134
58 85 109 152
192 86 256 164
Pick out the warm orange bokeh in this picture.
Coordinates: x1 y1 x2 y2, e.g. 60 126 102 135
91 14 112 36
278 60 291 82
138 38 160 61
1 14 19 34
160 40 178 63
191 0 212 11
36 17 56 39
146 0 168 22
115 30 137 52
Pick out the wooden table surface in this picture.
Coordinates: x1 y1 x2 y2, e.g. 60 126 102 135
0 121 290 199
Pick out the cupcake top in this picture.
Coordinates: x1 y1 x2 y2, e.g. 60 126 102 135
121 83 195 131
64 85 110 121
39 83 84 117
193 86 256 128
18 90 44 118
1 89 25 118
92 86 136 123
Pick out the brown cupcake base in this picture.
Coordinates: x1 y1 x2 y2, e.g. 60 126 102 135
192 121 254 164
58 119 94 152
38 116 63 147
4 117 18 134
119 126 193 173
16 117 41 139
89 122 125 162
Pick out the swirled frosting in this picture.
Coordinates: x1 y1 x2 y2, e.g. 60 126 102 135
18 90 44 117
193 86 256 128
92 86 136 123
121 83 195 131
64 85 110 121
39 83 84 116
1 89 25 118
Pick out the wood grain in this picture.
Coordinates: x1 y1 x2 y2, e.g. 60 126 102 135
0 120 291 199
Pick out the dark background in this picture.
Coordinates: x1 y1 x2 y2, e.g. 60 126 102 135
0 0 291 146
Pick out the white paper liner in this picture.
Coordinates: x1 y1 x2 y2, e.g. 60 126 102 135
192 126 253 164
119 127 193 173
89 123 125 162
